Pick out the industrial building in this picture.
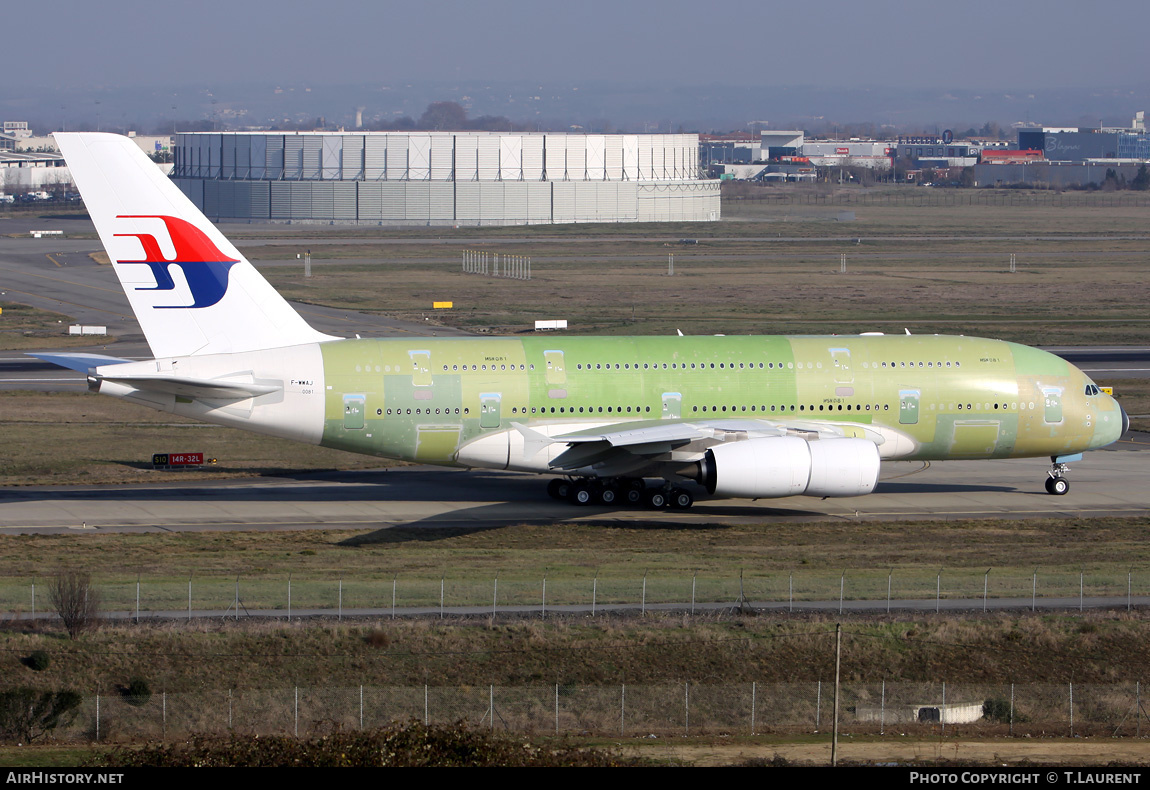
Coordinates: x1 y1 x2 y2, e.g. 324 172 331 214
171 131 719 225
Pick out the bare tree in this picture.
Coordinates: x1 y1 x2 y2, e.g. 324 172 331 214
48 572 100 639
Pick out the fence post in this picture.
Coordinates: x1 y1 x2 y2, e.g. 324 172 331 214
751 682 756 735
887 569 892 614
1010 683 1014 736
839 570 845 615
493 576 498 619
440 576 444 619
684 682 689 735
392 574 396 619
359 685 363 730
641 572 646 616
136 574 140 624
31 580 34 623
691 571 696 615
162 691 167 740
1070 682 1074 738
287 573 292 622
188 576 192 621
555 684 559 735
294 686 299 737
95 690 99 743
542 575 546 620
816 680 821 729
881 679 886 735
592 572 597 617
339 576 343 621
621 684 625 736
984 568 991 612
425 684 429 726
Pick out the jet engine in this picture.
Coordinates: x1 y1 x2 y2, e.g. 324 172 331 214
698 436 881 498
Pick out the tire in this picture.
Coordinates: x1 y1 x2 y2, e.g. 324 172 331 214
669 488 694 509
597 486 619 505
570 483 594 505
547 478 566 500
1049 476 1069 495
645 489 668 509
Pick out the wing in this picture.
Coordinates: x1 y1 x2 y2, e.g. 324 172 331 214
515 417 891 478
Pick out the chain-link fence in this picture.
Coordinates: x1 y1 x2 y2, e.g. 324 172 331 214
4 568 1148 622
40 681 1150 744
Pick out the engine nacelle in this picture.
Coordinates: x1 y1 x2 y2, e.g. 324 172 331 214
701 436 881 499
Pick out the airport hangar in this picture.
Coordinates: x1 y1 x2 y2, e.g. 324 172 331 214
170 131 720 226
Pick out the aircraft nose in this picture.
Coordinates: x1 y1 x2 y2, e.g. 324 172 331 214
1122 405 1130 435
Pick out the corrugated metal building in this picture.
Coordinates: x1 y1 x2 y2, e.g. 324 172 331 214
172 132 720 225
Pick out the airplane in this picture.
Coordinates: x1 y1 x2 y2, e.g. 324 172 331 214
32 132 1128 510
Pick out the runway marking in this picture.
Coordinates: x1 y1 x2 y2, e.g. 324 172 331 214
45 254 62 268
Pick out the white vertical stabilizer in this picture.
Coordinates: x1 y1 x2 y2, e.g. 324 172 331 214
56 132 336 358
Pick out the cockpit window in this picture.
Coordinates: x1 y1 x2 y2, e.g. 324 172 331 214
1085 384 1101 396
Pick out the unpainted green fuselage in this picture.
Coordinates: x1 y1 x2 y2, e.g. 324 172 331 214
317 334 1123 469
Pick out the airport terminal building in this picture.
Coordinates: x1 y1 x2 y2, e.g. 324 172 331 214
171 131 720 226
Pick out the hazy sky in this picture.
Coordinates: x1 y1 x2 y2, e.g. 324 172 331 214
8 0 1150 91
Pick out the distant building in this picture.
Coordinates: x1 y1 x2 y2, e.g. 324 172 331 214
893 135 1006 168
2 122 32 140
173 131 719 226
803 140 893 170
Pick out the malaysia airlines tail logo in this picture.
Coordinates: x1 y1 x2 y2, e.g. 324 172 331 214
113 215 238 309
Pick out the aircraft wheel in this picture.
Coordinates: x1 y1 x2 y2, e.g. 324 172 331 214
622 479 645 505
1048 476 1069 495
547 478 567 500
669 488 694 509
644 489 668 509
597 485 619 505
569 482 595 506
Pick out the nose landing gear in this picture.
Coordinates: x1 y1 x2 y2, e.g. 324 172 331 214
1044 454 1079 495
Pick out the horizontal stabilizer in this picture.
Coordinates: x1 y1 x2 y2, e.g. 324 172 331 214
99 373 280 400
28 352 134 374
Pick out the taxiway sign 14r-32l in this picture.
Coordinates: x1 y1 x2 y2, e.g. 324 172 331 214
35 133 1128 509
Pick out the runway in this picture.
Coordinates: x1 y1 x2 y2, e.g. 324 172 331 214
0 436 1146 534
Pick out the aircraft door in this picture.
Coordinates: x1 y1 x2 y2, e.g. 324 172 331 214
1042 386 1064 425
343 394 365 430
480 393 502 429
409 350 432 387
544 350 566 386
899 389 920 425
662 392 682 419
829 347 852 385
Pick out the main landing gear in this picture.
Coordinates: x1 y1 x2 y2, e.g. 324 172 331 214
546 477 695 509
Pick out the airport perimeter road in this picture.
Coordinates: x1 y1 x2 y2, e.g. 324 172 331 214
0 435 1146 535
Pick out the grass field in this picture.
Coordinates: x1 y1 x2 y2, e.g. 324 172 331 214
237 193 1150 345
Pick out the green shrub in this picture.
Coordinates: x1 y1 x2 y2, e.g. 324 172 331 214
25 651 50 672
123 678 152 707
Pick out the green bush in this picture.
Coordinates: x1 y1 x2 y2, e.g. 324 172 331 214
25 651 50 672
123 678 152 707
